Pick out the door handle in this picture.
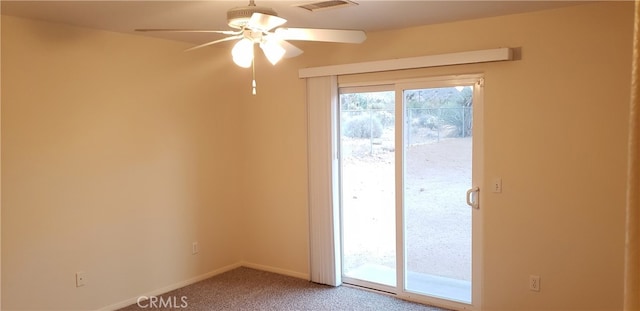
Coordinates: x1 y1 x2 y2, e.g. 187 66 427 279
466 187 480 209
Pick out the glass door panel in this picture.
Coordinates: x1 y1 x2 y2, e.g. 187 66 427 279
403 86 473 303
340 90 396 288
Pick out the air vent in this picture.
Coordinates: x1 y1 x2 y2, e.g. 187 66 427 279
295 0 358 12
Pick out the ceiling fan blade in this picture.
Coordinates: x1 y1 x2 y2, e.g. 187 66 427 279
247 12 287 32
184 35 243 52
280 41 304 59
274 28 366 44
136 29 241 35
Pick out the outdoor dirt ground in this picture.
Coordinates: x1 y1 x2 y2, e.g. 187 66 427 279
342 135 472 282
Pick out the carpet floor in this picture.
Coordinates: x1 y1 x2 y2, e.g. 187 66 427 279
118 267 449 310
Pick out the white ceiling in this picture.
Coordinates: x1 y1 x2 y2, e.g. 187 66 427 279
1 1 589 47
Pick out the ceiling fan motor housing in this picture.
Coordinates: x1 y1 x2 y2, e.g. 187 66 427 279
227 5 278 29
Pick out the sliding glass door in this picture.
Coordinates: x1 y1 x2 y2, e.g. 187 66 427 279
339 76 483 309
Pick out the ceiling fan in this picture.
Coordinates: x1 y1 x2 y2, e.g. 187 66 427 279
136 1 366 94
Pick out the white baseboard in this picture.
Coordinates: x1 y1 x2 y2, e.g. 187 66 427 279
99 262 242 311
241 261 310 280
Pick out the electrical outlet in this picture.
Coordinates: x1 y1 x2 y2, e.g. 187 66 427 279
529 275 540 291
76 272 86 287
192 242 199 255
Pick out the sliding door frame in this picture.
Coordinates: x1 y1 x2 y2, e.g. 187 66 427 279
338 74 485 311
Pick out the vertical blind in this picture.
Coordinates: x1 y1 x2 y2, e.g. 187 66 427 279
307 75 342 286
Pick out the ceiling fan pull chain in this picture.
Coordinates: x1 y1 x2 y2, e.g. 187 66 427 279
252 58 257 95
252 79 257 95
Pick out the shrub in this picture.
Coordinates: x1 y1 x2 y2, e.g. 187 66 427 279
343 115 383 138
418 114 440 130
376 110 395 127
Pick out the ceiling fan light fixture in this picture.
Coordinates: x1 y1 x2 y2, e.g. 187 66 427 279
260 39 286 65
232 38 254 68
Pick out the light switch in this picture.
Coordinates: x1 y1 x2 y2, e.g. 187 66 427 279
492 178 502 193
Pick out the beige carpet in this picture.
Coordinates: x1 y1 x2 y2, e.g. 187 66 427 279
118 267 449 310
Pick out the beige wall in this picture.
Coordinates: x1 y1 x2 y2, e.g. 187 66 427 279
1 16 244 310
1 1 635 310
